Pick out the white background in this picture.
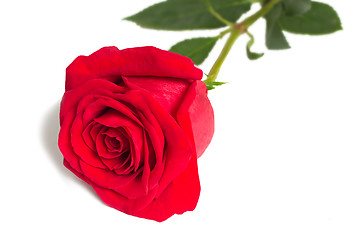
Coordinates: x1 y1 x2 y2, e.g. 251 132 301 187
0 1 359 239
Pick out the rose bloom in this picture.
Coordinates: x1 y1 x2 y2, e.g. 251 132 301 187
58 46 214 222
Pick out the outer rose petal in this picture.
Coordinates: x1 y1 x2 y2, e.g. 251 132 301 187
65 46 203 91
177 81 214 158
135 153 200 222
64 159 90 185
92 183 159 215
123 76 192 117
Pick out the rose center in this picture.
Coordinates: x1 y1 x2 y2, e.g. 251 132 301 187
105 136 121 151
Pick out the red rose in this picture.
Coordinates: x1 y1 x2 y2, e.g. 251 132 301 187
58 46 214 221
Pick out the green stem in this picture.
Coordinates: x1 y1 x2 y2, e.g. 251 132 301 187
207 28 242 82
218 27 232 38
242 0 280 27
206 0 280 82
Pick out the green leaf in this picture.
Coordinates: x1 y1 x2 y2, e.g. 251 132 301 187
282 0 311 16
203 80 227 90
169 37 218 65
124 0 251 31
279 2 342 35
246 31 264 60
265 4 291 50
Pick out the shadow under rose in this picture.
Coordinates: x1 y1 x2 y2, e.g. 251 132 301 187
41 102 102 203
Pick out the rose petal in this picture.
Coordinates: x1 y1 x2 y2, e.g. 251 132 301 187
135 154 200 222
112 154 133 175
136 111 164 189
71 112 107 169
83 97 142 128
60 79 126 124
177 81 214 158
79 160 138 190
123 76 191 117
104 128 130 152
58 109 82 173
82 122 103 152
92 183 159 215
64 159 90 185
96 131 122 159
65 46 203 91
